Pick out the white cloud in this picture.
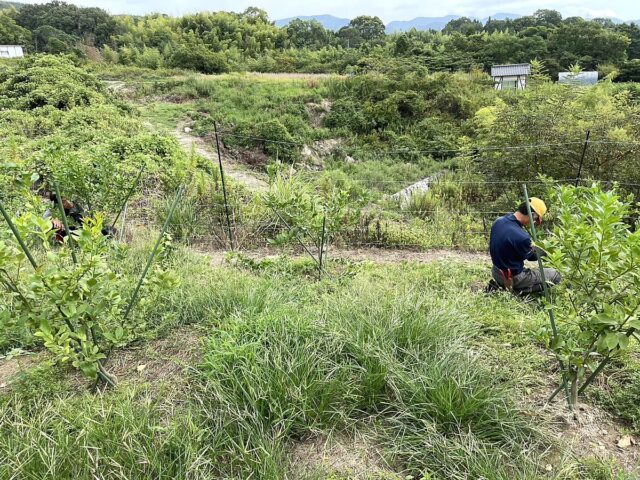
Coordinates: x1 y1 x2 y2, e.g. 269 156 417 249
12 0 640 21
583 8 620 18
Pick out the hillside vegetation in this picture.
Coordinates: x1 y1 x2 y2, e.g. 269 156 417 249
1 13 640 480
1 2 640 79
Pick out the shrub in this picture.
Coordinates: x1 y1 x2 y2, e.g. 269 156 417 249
543 184 640 404
168 45 229 74
0 55 107 110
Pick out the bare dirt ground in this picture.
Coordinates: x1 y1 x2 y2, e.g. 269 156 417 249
246 72 343 80
0 352 43 391
173 122 269 192
290 433 401 479
204 246 490 268
535 390 640 475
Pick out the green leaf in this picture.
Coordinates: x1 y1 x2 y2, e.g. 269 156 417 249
605 333 619 350
115 326 124 340
39 319 52 337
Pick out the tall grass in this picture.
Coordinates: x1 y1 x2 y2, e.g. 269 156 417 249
0 386 217 480
193 265 549 478
0 256 611 479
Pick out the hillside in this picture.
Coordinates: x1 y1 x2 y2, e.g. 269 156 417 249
1 5 640 478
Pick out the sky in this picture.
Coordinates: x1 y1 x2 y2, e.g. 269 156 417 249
14 0 640 22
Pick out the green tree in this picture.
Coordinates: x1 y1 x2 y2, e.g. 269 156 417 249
542 185 640 405
0 12 30 45
15 1 116 46
168 43 228 73
348 15 385 42
616 59 640 81
473 81 640 187
549 19 630 69
285 19 331 49
615 22 640 59
442 17 483 35
532 9 562 27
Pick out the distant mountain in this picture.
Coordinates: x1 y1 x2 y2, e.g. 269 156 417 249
274 15 350 30
0 1 24 9
386 15 461 33
280 13 525 34
387 13 522 33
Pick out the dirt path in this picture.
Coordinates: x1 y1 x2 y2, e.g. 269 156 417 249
246 72 343 80
204 246 489 268
173 123 269 192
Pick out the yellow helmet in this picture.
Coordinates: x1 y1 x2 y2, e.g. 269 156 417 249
530 197 547 218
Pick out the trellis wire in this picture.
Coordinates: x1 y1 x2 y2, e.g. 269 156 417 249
214 130 640 154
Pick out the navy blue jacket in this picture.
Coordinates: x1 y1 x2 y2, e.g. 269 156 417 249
489 214 537 274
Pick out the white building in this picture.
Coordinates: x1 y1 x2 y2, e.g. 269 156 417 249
558 71 598 86
491 63 531 90
0 45 24 59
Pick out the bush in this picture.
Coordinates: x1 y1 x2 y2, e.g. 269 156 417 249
252 119 298 161
168 45 229 74
0 55 107 110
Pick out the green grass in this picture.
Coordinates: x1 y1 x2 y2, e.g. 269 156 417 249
140 101 195 131
2 246 626 479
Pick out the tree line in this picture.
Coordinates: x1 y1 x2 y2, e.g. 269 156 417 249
1 2 640 79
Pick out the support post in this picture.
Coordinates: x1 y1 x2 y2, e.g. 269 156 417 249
213 121 234 251
523 184 573 410
269 205 319 265
118 203 128 242
122 186 184 321
575 130 590 187
112 163 145 229
53 181 78 264
319 214 326 278
0 201 38 269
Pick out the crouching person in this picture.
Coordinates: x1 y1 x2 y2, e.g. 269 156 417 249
488 198 561 295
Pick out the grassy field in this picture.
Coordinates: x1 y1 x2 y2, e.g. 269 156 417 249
3 62 640 480
1 242 638 479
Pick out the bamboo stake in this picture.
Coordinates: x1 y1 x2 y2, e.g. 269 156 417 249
319 214 326 278
523 184 573 410
122 185 184 321
0 200 38 269
213 121 234 251
269 205 319 265
112 163 145 229
578 328 636 395
53 181 78 264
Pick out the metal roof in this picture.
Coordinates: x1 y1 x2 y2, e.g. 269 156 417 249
491 64 531 77
558 71 598 85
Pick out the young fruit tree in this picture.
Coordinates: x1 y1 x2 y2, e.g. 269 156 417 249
542 184 640 405
263 168 367 271
0 180 177 384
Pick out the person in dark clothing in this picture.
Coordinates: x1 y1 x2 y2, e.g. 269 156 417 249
488 198 561 294
44 192 116 241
